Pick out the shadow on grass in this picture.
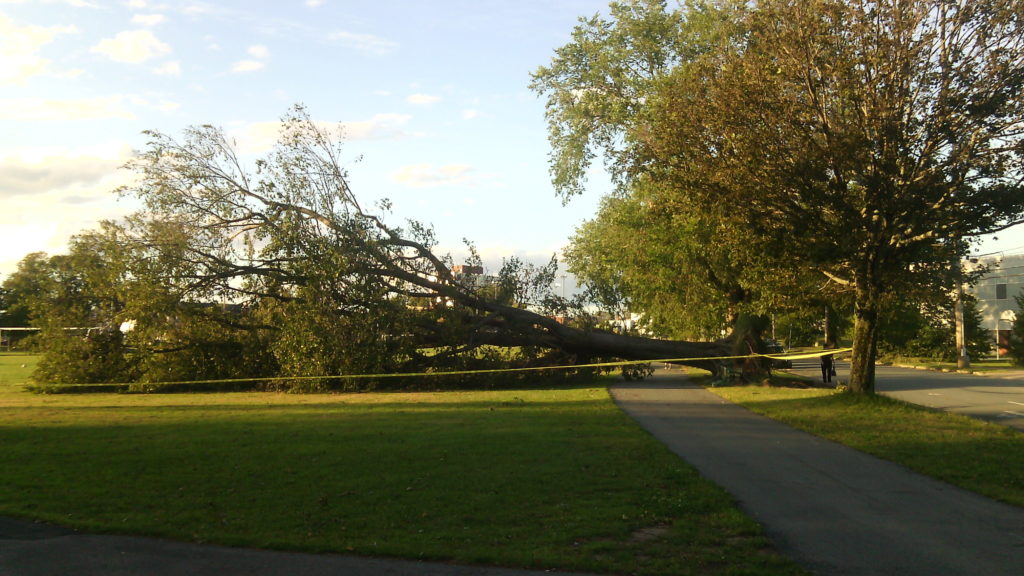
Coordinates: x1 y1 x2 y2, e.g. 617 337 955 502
0 387 804 576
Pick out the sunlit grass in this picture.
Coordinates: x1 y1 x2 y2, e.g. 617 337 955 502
0 362 802 575
882 356 1017 373
0 352 37 387
710 386 1024 507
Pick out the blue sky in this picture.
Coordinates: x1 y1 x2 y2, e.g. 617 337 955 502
3 0 1022 284
0 0 614 280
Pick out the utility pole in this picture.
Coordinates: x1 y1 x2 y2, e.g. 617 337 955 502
955 283 970 369
955 258 970 369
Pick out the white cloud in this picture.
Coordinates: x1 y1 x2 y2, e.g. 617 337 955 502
154 99 179 112
0 144 132 199
329 30 397 56
182 4 211 15
66 0 101 7
0 221 62 276
201 34 220 51
338 113 415 140
462 109 481 120
91 29 171 63
232 59 264 73
0 167 139 276
305 0 325 7
406 93 441 106
131 13 166 26
234 113 414 155
0 96 135 121
0 13 78 85
153 60 180 76
125 0 147 7
0 143 138 274
391 164 475 188
0 95 178 121
247 44 269 58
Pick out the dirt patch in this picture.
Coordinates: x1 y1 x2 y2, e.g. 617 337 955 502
629 524 672 543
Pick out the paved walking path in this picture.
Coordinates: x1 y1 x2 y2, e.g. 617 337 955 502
611 371 1024 576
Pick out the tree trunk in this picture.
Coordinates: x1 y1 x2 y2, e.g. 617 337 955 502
477 301 732 377
728 312 771 380
848 287 879 393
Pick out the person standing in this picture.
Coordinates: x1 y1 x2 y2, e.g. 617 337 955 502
820 342 836 384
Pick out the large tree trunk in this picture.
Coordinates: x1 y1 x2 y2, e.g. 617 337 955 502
477 301 731 377
848 285 879 393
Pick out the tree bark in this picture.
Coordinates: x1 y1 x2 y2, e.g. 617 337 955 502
473 300 731 376
848 286 879 393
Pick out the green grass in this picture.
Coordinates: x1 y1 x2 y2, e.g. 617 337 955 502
709 386 1024 507
882 356 1018 373
0 352 38 386
0 360 802 576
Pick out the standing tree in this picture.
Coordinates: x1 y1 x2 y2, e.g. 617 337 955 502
8 225 139 383
536 0 1024 393
531 0 801 350
10 221 280 386
655 0 1024 392
1 252 51 328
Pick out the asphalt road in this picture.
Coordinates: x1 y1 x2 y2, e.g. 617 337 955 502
612 373 1024 576
786 358 1024 430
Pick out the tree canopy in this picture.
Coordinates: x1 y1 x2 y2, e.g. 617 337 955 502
533 0 1024 392
9 0 1024 393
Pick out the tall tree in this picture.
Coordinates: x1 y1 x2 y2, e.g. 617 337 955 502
537 0 1024 392
647 0 1024 392
1 252 51 328
9 225 140 383
566 184 745 340
531 0 789 345
9 222 279 385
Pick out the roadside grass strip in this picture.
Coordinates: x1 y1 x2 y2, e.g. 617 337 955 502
881 356 1017 374
0 378 804 576
709 386 1024 507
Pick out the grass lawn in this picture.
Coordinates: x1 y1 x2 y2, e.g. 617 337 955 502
882 356 1018 373
0 356 802 576
709 386 1024 507
0 352 38 386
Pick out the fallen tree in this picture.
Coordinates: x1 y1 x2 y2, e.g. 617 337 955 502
106 107 732 382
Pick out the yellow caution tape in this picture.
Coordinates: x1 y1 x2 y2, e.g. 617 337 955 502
760 348 852 361
32 348 853 391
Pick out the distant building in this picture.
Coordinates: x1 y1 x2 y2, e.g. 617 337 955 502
451 265 483 276
451 265 494 290
966 254 1024 354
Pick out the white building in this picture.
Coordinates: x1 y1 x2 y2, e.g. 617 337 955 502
966 254 1024 354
